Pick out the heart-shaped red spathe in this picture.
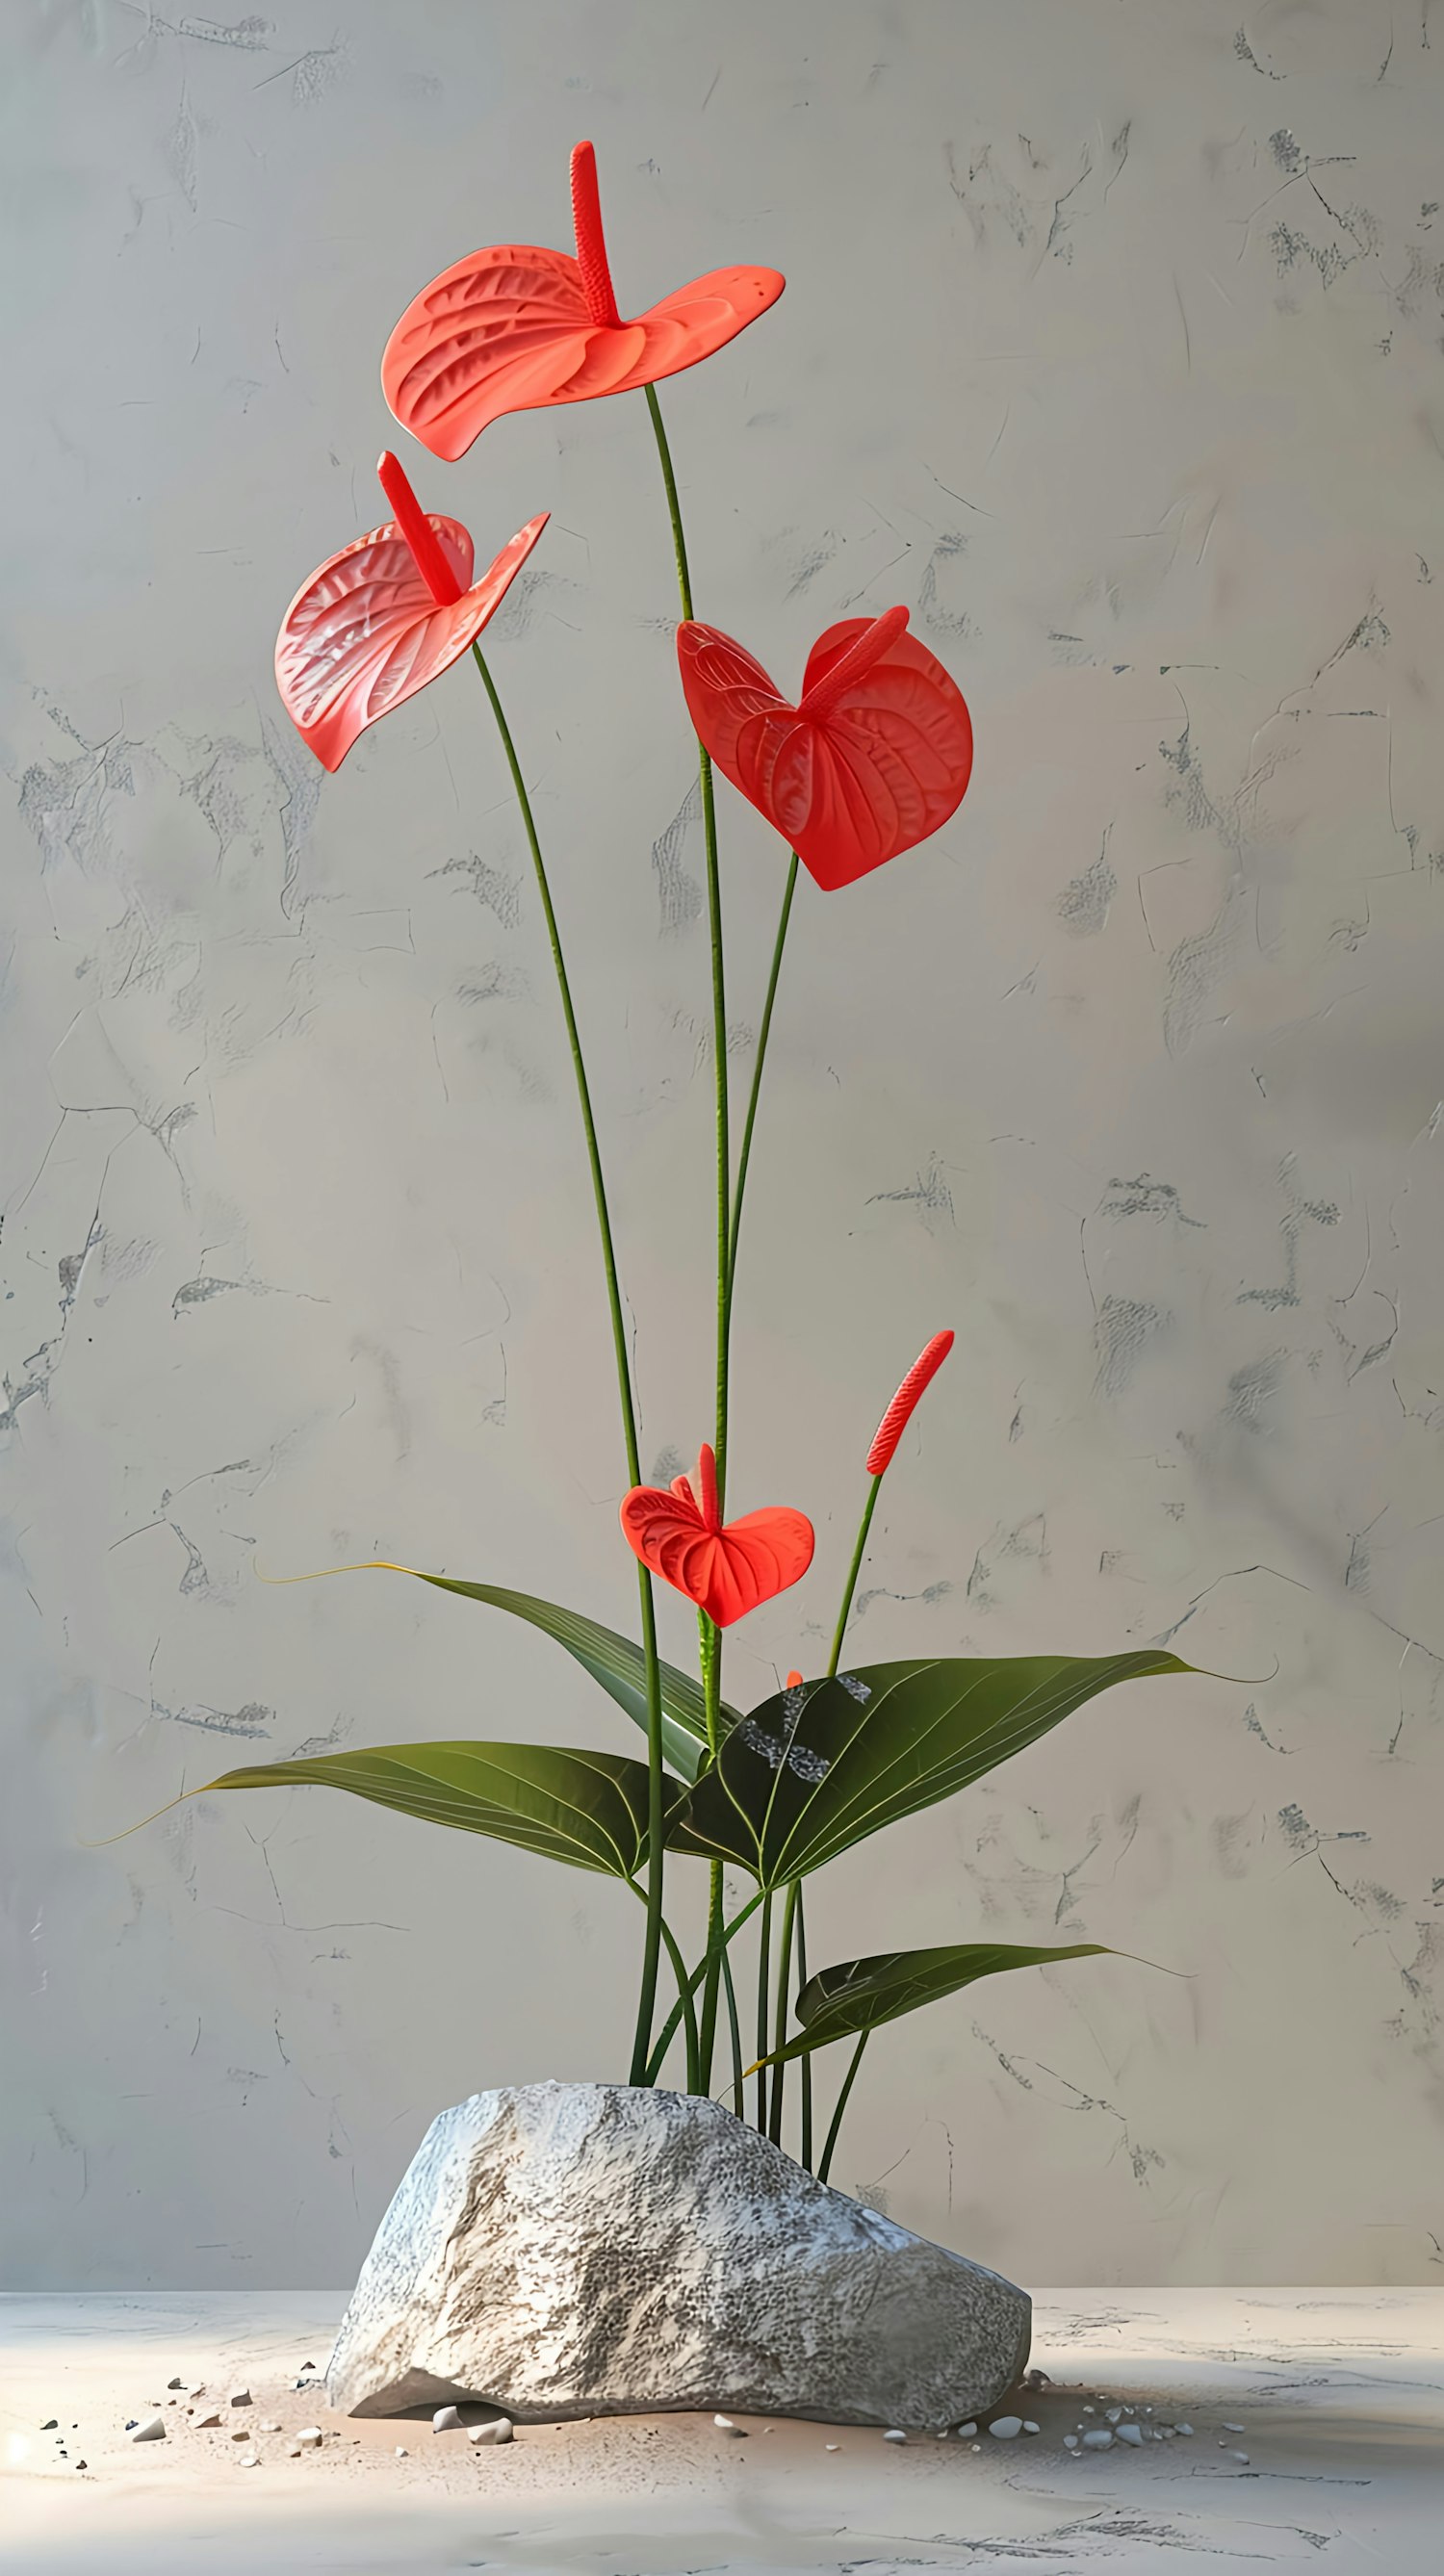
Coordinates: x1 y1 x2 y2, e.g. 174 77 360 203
676 605 974 891
274 451 547 772
620 1445 814 1629
383 141 785 464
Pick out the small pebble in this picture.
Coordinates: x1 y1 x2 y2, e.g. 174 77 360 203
298 2361 317 2373
1021 2420 1040 2435
394 2445 407 2458
431 2407 462 2434
124 2419 138 2433
883 2427 907 2443
1229 2449 1250 2464
40 2420 58 2433
1081 2404 1096 2414
74 2460 87 2471
296 2427 322 2447
469 2419 512 2445
989 2416 1021 2440
825 2441 839 2452
167 2378 184 2391
230 2428 251 2442
1081 2428 1113 2450
1116 2422 1145 2446
287 2445 302 2459
956 2420 977 2437
229 2389 252 2409
970 2441 982 2452
130 2417 167 2444
1105 2407 1122 2424
1223 2422 1245 2434
1023 2368 1051 2387
194 2410 221 2429
1175 2422 1194 2436
714 2415 746 2437
1063 2434 1079 2450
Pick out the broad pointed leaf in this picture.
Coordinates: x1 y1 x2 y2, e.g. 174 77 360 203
672 1653 1196 1887
359 1564 735 1784
202 1740 690 1880
754 1940 1111 2069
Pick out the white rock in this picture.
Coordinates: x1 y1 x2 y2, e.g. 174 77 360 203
194 2411 221 2429
1105 2406 1122 2423
325 2084 1030 2429
955 2419 977 2436
240 2457 259 2470
431 2406 462 2433
988 2415 1021 2439
1223 2421 1245 2433
1081 2428 1113 2449
713 2414 743 2434
468 2418 512 2445
296 2426 322 2447
130 2416 166 2443
394 2445 407 2457
825 2440 839 2451
1175 2422 1194 2435
1228 2448 1250 2463
1116 2422 1144 2446
287 2445 302 2458
1081 2404 1096 2414
883 2426 907 2442
1021 2419 1040 2434
260 2420 281 2434
1063 2433 1079 2450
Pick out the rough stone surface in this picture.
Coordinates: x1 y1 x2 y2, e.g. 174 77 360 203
325 2083 1029 2428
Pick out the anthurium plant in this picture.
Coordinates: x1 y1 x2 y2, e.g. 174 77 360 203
143 143 1204 2181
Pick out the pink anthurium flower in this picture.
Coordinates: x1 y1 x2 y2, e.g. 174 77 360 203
620 1444 813 1629
676 606 974 890
382 141 786 463
273 450 548 772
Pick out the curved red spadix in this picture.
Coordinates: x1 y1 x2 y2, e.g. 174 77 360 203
676 607 974 890
382 141 785 463
274 453 547 771
620 1444 813 1629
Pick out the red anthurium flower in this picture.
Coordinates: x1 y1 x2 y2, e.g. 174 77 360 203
274 450 547 772
866 1328 955 1476
620 1444 813 1629
676 606 974 891
383 141 785 464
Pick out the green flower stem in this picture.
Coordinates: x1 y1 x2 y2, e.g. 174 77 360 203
725 853 799 1312
470 643 667 2086
643 383 732 1502
645 1884 766 2083
721 1942 745 2116
695 1613 727 2091
767 1877 801 2144
795 1893 812 2168
755 1890 773 2130
829 1475 883 1678
632 1892 702 2091
816 2031 868 2186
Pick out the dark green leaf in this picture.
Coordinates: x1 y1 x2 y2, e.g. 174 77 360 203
754 1940 1111 2069
673 1653 1197 1888
202 1739 691 1880
372 1567 736 1784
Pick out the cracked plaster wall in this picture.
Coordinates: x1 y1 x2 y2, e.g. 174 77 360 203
4 0 1443 2290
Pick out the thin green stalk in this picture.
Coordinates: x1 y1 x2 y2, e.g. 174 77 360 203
471 643 667 2085
795 1890 812 2169
817 2031 868 2186
755 1890 773 2130
767 1878 800 2145
725 853 799 1314
721 1944 745 2116
829 1476 883 1678
640 1899 702 2093
645 1885 766 2083
643 383 731 1499
695 1615 726 2092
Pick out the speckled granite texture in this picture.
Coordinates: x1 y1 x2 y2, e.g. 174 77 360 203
324 2083 1030 2425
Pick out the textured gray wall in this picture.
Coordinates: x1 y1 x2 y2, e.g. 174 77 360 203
5 0 1443 2291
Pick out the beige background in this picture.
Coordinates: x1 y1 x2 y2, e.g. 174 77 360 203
4 0 1443 2291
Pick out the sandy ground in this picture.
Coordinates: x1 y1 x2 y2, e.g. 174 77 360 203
2 2288 1441 2572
